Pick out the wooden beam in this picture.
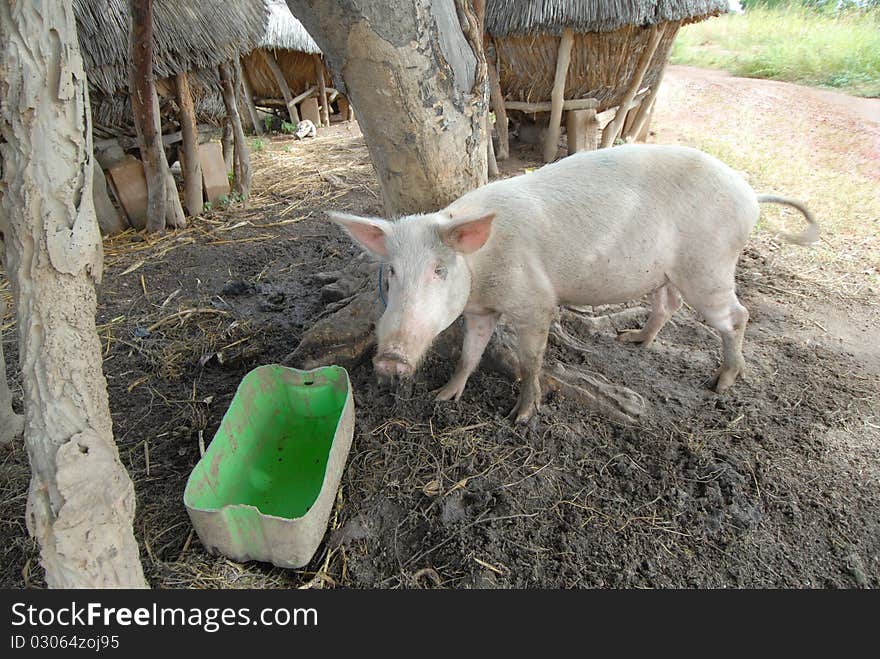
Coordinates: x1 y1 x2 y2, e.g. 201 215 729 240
174 72 203 216
258 49 300 123
627 21 680 143
218 62 251 197
128 0 166 232
313 54 330 127
94 125 217 152
543 28 575 162
601 24 663 148
505 98 599 113
236 58 263 135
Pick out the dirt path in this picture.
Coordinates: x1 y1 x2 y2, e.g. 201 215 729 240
2 69 879 589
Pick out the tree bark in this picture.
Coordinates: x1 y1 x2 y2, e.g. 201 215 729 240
259 49 300 124
287 0 488 215
128 0 167 232
313 55 330 127
0 0 147 587
218 62 252 198
174 72 204 216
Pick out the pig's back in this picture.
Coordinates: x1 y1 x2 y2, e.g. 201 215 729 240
448 144 760 306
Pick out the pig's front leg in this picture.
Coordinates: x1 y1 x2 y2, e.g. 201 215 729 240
509 307 554 424
435 311 500 401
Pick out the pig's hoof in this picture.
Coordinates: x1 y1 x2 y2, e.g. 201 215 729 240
617 329 654 348
710 366 742 393
0 412 24 446
507 401 538 425
434 381 464 402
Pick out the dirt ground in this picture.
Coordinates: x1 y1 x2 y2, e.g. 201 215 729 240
1 67 878 588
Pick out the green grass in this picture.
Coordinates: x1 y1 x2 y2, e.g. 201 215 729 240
671 5 880 97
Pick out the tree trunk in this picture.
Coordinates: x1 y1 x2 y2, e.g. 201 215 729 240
287 0 488 216
221 120 233 174
259 49 300 124
218 62 252 198
175 72 204 216
0 0 148 588
128 0 167 232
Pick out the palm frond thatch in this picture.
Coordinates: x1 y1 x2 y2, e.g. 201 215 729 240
261 0 320 53
74 0 269 95
486 0 729 36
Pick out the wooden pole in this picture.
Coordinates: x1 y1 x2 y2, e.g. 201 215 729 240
600 24 663 149
218 62 252 197
128 0 166 232
566 107 599 153
235 57 262 135
627 22 679 143
486 45 509 161
313 54 330 127
506 98 597 113
221 121 233 173
174 71 203 216
543 28 575 163
258 49 300 124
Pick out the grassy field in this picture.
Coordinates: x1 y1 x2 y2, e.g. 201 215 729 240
671 4 880 97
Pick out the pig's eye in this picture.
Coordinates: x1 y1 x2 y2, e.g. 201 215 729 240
387 265 395 277
434 264 448 279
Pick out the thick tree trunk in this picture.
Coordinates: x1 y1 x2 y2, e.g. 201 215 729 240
287 0 488 215
175 72 204 216
129 0 168 232
218 62 252 198
0 0 147 587
259 49 300 124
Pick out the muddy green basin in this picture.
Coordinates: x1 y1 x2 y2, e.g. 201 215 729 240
184 364 354 569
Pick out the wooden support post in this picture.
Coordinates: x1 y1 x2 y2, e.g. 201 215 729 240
218 62 251 198
487 48 509 161
221 121 233 173
128 0 166 232
543 28 575 163
337 96 352 122
313 54 330 127
174 71 203 216
235 58 262 135
566 108 599 154
600 24 663 149
627 22 680 144
259 49 300 124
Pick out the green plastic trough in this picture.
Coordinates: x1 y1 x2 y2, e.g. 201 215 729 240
184 364 354 569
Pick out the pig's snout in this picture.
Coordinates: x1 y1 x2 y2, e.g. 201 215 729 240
374 349 415 378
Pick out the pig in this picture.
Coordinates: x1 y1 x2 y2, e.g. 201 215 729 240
328 144 818 423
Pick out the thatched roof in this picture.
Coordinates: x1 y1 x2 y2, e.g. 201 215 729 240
486 0 729 36
260 0 321 53
74 0 269 95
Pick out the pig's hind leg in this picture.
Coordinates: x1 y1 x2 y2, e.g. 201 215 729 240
435 312 500 401
677 282 749 393
617 282 682 348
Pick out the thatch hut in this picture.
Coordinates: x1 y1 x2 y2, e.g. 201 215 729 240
73 0 268 231
485 0 728 161
240 0 345 129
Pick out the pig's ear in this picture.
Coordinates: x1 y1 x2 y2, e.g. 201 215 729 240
439 212 495 254
326 211 391 257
